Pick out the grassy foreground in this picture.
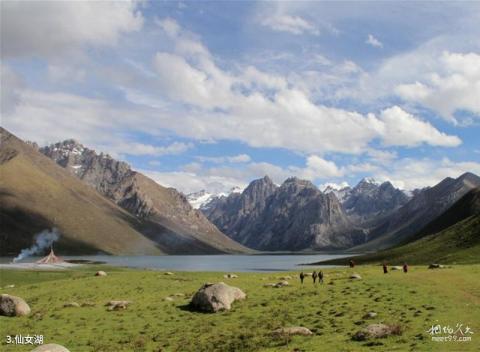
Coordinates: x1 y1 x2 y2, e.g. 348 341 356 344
1 264 479 352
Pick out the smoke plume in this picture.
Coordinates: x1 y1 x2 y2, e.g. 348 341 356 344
12 228 60 263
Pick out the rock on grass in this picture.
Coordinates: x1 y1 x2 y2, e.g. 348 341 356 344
352 324 402 341
272 327 313 336
30 344 70 352
190 282 246 313
0 294 31 317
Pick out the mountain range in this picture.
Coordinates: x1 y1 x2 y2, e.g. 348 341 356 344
202 172 480 252
2 126 479 257
0 128 247 255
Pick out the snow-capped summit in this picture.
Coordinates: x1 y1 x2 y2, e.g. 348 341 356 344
187 186 244 209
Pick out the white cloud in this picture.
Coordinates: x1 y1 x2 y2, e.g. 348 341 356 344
395 51 480 122
260 14 319 35
197 154 252 164
366 34 383 48
108 141 194 157
374 106 462 147
375 158 480 190
1 1 143 58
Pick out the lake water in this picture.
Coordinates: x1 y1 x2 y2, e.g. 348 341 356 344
0 254 351 272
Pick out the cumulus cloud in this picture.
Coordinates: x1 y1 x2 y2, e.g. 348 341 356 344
197 154 252 164
374 106 462 147
366 34 383 48
1 0 143 58
260 14 319 35
375 158 480 190
395 51 480 122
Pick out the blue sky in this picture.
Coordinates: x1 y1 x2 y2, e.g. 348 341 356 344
2 1 480 193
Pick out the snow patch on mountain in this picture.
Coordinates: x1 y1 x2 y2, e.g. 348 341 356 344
187 186 243 209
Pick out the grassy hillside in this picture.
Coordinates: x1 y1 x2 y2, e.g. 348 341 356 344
317 188 480 266
0 128 163 256
1 265 479 351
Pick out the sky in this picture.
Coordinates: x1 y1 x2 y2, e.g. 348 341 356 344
1 0 480 194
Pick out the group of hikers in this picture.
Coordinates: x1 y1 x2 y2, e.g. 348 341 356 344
299 270 323 284
299 260 409 284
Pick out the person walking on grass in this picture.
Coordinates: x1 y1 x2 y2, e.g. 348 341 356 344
319 270 324 284
349 260 355 268
312 271 318 284
383 262 388 274
403 262 408 273
299 271 305 284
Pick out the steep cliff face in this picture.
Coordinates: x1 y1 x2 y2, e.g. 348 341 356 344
340 179 409 225
203 177 365 250
355 172 480 250
40 140 247 254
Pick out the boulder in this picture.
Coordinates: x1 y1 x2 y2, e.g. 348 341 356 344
164 272 174 275
362 312 377 319
0 294 31 317
350 273 362 280
428 264 444 269
223 274 238 279
105 300 131 311
391 266 402 271
274 281 289 288
63 302 80 308
95 271 107 276
164 297 174 302
272 327 313 336
263 283 277 287
352 323 402 341
277 275 292 280
31 344 70 352
190 282 246 312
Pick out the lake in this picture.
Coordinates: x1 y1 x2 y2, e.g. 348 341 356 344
0 254 351 272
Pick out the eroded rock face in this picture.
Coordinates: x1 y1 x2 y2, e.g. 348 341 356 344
0 294 30 317
204 176 365 250
30 343 70 352
190 282 246 312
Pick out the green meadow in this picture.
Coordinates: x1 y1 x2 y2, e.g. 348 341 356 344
1 264 479 352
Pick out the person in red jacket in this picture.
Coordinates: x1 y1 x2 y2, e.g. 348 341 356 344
403 262 408 273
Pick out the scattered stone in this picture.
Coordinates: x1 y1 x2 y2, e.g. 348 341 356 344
274 281 289 288
350 273 362 280
173 293 185 297
363 312 377 319
223 273 238 279
164 272 174 275
352 324 402 341
164 297 174 302
80 302 96 307
0 294 31 317
428 264 444 269
63 302 80 308
4 284 15 288
105 300 131 311
272 327 313 336
31 344 70 352
277 275 292 280
263 283 276 287
95 271 107 277
303 273 313 277
190 282 246 313
391 266 402 271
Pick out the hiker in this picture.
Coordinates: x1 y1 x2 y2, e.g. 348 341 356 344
312 271 318 284
403 262 408 273
299 272 305 284
319 271 324 284
349 260 355 268
383 262 388 274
